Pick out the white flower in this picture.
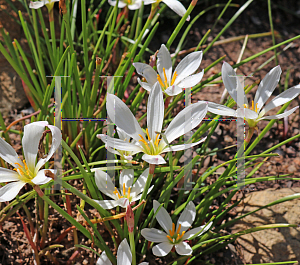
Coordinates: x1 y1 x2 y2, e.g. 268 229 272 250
93 168 152 209
141 200 212 256
29 0 59 10
0 121 61 202
108 0 143 10
143 0 190 21
98 82 207 165
207 62 300 128
97 127 137 161
133 44 203 96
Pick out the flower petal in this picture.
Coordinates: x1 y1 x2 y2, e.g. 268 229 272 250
116 127 129 141
96 251 112 265
162 137 206 152
29 1 45 8
153 200 172 234
117 239 132 265
236 108 258 119
133 63 157 85
132 185 154 202
0 167 21 182
119 169 134 190
0 137 22 168
147 82 164 140
130 168 150 197
260 84 300 115
94 169 117 200
183 222 213 240
35 124 62 174
94 199 120 209
108 0 127 8
254 65 281 112
177 70 204 88
176 201 196 233
164 101 208 143
175 241 192 255
152 242 173 257
107 93 145 142
157 44 172 84
128 1 142 9
141 228 169 242
142 154 166 164
259 106 299 121
207 102 237 117
0 181 26 202
164 85 183 96
31 169 54 185
137 78 153 92
174 52 203 84
162 0 190 21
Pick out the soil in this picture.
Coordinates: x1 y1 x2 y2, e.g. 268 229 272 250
1 0 300 264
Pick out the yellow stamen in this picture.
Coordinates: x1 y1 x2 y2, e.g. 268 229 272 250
127 187 131 199
251 100 254 111
176 224 181 235
243 104 248 108
166 235 173 242
138 134 150 150
113 187 123 199
154 134 161 146
175 230 185 241
146 128 151 141
169 223 175 236
123 183 126 197
171 71 178 85
255 103 258 112
157 74 164 87
163 68 168 83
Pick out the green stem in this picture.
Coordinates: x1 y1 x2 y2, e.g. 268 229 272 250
129 232 136 265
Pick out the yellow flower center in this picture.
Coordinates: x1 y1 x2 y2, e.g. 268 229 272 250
138 128 162 155
113 183 131 200
166 223 186 244
13 160 34 182
157 68 177 91
127 0 132 4
244 100 258 113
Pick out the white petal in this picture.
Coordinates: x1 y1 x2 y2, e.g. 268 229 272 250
177 70 204 88
143 0 156 3
222 62 247 108
162 0 190 21
107 93 145 142
207 102 237 117
141 228 169 242
260 84 300 115
152 242 173 257
0 181 26 202
35 124 62 174
259 106 299 121
137 78 153 92
31 169 53 185
117 239 132 265
175 241 192 255
22 121 48 173
254 65 281 112
176 201 196 233
164 101 208 143
94 169 117 200
0 137 22 168
108 0 127 8
142 154 166 164
157 45 172 84
0 167 21 182
119 169 134 190
29 1 45 8
153 200 172 234
94 199 120 209
128 1 142 9
183 222 213 240
101 134 143 153
147 82 164 140
174 52 203 84
236 108 258 119
130 168 150 197
133 63 158 85
132 185 153 201
162 137 206 152
96 251 112 265
139 263 149 265
164 85 183 96
116 127 129 141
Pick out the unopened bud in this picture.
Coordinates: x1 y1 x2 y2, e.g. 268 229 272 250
126 204 134 233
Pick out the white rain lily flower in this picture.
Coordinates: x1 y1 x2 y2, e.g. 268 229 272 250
93 168 152 209
0 121 61 202
97 238 148 265
98 82 208 165
97 127 137 161
29 0 59 10
143 0 190 21
108 0 143 10
208 62 300 128
141 200 212 256
133 44 203 96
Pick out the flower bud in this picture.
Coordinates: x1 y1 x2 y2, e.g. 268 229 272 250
126 204 134 233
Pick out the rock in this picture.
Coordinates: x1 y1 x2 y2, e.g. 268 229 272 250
231 188 300 263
